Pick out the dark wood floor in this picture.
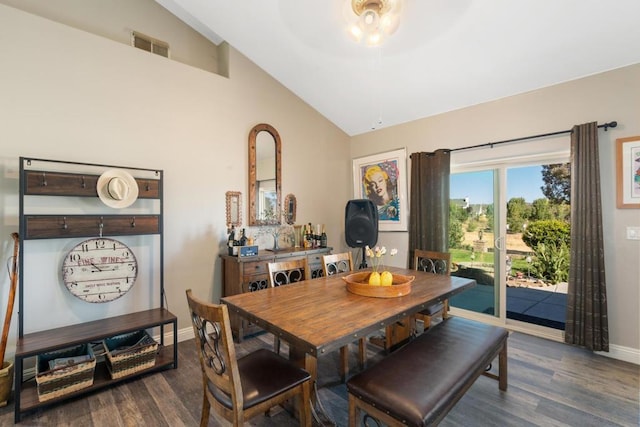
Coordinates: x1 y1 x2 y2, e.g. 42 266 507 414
2 328 638 426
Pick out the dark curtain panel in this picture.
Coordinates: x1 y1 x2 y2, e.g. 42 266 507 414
565 122 609 351
408 150 450 268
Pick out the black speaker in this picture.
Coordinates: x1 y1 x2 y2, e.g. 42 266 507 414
345 199 378 248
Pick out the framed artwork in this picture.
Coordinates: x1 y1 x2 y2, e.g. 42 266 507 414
616 136 640 209
352 148 408 231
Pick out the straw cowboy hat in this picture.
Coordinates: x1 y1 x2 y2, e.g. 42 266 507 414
97 169 139 208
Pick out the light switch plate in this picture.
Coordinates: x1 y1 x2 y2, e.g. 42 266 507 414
627 226 640 240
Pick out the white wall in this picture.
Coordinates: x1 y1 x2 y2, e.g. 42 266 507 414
0 4 351 358
351 64 640 359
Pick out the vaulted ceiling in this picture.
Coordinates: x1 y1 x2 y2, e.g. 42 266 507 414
156 0 640 136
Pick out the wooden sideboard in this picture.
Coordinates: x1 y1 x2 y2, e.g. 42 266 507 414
221 247 332 340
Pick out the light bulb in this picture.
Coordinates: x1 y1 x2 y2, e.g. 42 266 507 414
349 25 363 42
359 9 380 33
366 31 383 46
379 13 400 35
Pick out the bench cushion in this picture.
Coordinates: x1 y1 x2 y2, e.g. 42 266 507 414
347 317 508 426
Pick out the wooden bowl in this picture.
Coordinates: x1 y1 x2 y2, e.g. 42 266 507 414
342 271 414 298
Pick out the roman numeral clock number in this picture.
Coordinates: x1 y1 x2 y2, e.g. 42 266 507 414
62 237 138 303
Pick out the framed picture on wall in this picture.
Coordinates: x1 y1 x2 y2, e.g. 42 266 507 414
616 136 640 209
352 148 408 231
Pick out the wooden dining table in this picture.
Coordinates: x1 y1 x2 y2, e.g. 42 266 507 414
220 266 476 386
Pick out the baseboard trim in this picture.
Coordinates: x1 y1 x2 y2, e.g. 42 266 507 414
596 344 640 365
152 326 194 344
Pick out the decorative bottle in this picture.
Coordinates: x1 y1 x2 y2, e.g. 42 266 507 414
227 225 236 255
239 228 247 246
303 224 311 248
321 226 327 248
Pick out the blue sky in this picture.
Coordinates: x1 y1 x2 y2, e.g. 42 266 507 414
450 166 545 205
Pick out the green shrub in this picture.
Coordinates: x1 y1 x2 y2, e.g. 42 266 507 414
522 220 570 248
530 242 569 284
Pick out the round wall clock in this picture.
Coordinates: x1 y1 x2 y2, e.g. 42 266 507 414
62 237 138 303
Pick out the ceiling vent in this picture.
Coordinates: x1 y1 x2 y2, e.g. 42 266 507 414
132 31 169 58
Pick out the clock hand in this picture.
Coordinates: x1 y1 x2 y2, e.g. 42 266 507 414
91 262 102 272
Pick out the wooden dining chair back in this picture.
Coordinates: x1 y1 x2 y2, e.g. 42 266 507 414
321 252 366 382
415 249 451 276
185 289 312 427
267 258 311 287
322 252 354 276
414 249 452 330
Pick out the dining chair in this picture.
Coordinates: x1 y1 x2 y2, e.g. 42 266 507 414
267 258 311 354
321 252 354 276
413 249 451 330
322 252 367 382
267 258 310 287
185 289 312 427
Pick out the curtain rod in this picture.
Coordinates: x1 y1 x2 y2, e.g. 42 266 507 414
451 121 618 152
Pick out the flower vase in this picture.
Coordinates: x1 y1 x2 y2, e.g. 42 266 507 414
272 234 280 250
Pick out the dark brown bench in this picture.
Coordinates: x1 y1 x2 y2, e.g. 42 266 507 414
347 317 508 427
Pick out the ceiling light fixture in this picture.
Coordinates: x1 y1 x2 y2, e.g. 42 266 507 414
347 0 402 46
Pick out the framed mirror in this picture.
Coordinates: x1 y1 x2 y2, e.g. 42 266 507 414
284 193 296 225
248 123 281 225
225 191 241 227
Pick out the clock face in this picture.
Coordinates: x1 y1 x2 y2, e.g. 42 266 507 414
62 238 138 303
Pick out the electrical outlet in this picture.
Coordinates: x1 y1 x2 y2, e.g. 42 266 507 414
627 227 640 240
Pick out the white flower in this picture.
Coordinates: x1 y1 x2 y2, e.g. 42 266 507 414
366 245 397 273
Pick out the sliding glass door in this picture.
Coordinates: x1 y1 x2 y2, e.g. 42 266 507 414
504 164 569 330
449 170 498 316
449 159 569 332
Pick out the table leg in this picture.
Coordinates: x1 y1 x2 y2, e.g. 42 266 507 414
394 315 414 343
371 316 415 352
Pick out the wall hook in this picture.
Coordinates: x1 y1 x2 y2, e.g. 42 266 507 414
61 217 68 230
41 172 47 187
131 217 136 228
81 176 86 188
99 217 104 238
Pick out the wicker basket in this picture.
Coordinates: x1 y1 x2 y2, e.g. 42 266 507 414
343 271 415 298
104 330 158 379
35 343 96 402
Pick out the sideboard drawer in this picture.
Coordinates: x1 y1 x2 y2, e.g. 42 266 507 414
242 260 269 276
307 253 324 266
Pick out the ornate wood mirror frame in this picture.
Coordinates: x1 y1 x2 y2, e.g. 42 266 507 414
225 191 241 227
284 193 296 225
248 123 282 225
